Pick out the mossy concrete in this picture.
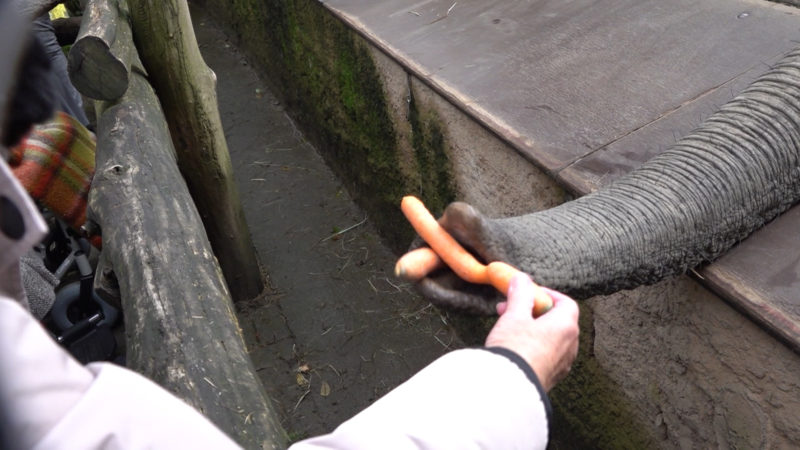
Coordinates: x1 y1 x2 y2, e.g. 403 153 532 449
406 78 567 218
406 88 457 216
446 298 657 448
195 0 656 447
196 0 460 251
549 305 655 449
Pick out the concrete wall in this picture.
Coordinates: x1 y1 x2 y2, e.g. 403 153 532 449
196 0 800 446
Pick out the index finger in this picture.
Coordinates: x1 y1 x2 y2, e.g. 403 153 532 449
504 272 536 318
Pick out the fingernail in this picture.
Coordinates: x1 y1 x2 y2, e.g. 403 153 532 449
496 301 507 315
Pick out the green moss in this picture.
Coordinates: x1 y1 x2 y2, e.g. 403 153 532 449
445 303 652 448
286 429 308 444
201 0 459 251
407 90 457 218
205 0 415 250
548 305 655 449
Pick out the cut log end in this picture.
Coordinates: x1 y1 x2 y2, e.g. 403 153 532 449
68 38 130 100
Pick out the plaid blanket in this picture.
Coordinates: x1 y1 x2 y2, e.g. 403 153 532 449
9 111 95 233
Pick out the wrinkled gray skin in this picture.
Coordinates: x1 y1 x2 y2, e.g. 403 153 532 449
418 47 800 315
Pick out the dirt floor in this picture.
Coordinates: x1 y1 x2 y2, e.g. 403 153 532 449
192 9 464 442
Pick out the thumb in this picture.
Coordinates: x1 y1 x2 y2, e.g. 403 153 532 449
504 272 536 317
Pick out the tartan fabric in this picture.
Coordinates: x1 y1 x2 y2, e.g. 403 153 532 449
9 111 95 232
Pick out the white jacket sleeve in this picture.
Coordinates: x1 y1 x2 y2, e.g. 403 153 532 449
0 298 241 450
291 347 552 450
1 294 550 450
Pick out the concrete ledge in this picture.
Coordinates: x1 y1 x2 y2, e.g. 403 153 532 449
321 0 800 354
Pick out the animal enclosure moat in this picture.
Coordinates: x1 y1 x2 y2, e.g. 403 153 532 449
192 9 464 441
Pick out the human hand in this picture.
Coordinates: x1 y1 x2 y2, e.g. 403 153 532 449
485 273 579 391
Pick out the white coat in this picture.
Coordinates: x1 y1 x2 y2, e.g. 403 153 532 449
1 294 551 449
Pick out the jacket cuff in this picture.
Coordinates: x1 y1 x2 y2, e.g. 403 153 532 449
485 346 553 433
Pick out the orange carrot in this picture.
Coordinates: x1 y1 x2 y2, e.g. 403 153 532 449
401 196 489 284
486 261 519 295
399 195 553 316
394 247 444 281
487 261 553 317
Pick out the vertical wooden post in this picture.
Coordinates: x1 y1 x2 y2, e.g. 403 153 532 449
127 0 264 301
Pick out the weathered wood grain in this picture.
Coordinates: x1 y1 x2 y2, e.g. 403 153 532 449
87 4 286 446
67 0 131 100
127 0 265 301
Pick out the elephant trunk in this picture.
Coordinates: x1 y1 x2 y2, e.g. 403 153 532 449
487 48 800 299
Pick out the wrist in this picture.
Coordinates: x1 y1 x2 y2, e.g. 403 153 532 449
484 347 553 419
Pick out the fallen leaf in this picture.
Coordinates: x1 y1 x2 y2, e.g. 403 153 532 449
296 373 309 388
320 380 331 397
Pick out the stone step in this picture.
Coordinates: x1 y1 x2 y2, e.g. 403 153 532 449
322 0 800 351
